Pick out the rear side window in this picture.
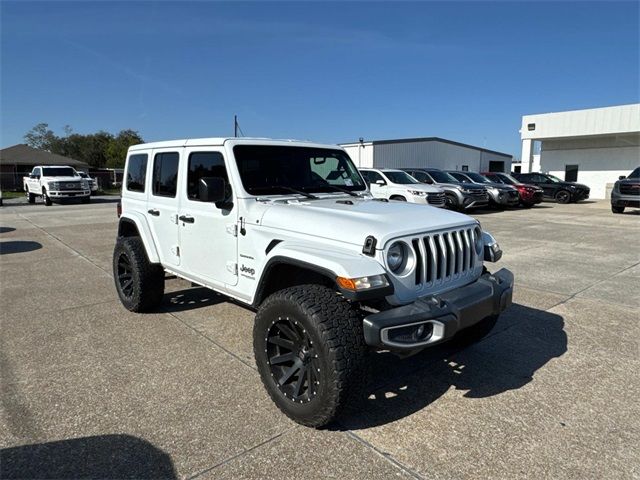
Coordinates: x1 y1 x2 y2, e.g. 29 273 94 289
152 152 179 197
187 152 229 200
126 154 148 192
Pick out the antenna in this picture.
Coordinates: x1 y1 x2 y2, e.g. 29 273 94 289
234 115 245 137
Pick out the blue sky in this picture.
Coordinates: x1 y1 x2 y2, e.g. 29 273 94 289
2 1 638 158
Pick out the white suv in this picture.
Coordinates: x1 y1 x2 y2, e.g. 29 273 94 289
113 138 513 428
360 168 446 207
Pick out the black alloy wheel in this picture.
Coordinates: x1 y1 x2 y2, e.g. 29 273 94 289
555 190 571 204
117 252 135 299
265 317 320 404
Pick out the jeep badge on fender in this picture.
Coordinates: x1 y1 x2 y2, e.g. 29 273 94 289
113 137 514 428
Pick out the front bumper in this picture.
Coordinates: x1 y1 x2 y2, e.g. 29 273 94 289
363 268 514 351
49 190 91 198
611 192 640 208
520 190 543 204
460 192 489 209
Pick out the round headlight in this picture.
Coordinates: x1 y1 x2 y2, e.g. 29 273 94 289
387 242 407 273
474 226 483 254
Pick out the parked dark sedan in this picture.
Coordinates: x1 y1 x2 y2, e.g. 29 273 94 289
513 173 590 204
611 167 640 213
482 172 543 208
446 171 520 208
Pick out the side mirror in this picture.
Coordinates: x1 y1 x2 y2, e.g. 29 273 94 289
619 175 626 180
375 179 386 186
198 177 227 205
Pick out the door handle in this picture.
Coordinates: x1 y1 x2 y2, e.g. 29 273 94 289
147 209 160 216
179 215 195 224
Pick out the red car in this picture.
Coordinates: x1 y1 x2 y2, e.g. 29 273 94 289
482 172 544 208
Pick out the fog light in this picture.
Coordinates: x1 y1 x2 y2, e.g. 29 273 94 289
386 322 434 344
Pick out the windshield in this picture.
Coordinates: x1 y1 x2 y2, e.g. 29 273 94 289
628 167 640 179
383 171 420 184
42 167 77 177
428 170 458 183
77 172 88 178
464 172 492 184
494 173 518 185
233 145 366 196
547 174 563 183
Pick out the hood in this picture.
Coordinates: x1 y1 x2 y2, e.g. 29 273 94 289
395 183 443 193
43 176 83 183
480 182 516 191
558 181 589 189
434 182 485 191
259 197 476 248
617 178 640 185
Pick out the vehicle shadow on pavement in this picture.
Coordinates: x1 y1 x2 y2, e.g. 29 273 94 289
161 286 227 313
0 226 16 233
0 434 176 479
338 303 567 430
0 240 42 255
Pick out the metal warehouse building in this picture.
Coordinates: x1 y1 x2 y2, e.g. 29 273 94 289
340 137 513 173
517 104 640 199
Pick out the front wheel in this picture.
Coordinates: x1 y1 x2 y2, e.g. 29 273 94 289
390 195 407 201
611 205 625 214
254 285 366 428
555 190 571 204
113 237 165 312
42 189 52 206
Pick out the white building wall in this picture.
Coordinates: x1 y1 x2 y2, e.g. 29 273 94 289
542 145 640 199
341 143 373 167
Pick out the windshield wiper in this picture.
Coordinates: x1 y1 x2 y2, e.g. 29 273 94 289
265 185 319 199
321 184 362 197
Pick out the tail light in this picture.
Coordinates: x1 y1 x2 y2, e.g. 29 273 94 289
116 202 122 218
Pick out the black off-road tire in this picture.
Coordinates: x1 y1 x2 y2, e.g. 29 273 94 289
449 314 499 349
26 190 36 204
611 205 625 214
254 285 367 428
113 236 165 312
555 190 571 204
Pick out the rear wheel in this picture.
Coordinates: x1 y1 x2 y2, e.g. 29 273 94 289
611 205 625 214
254 285 366 428
26 189 35 204
555 190 571 204
113 237 165 312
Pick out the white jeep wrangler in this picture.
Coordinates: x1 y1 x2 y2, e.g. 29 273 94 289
113 138 513 427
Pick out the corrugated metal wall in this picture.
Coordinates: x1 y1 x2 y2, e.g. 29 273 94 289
372 140 511 172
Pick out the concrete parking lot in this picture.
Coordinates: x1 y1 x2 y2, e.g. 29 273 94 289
1 199 638 479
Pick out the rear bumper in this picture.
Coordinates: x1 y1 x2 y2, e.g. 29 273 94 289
363 268 514 351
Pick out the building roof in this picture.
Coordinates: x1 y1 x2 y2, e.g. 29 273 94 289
339 136 512 158
521 103 640 140
0 144 89 167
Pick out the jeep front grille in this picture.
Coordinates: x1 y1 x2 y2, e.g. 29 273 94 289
410 228 477 286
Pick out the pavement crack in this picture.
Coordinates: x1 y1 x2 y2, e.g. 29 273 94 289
186 427 295 479
343 430 424 479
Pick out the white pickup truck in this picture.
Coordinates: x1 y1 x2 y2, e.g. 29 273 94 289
23 166 91 205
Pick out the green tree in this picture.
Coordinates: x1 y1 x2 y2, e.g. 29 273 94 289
106 129 144 168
